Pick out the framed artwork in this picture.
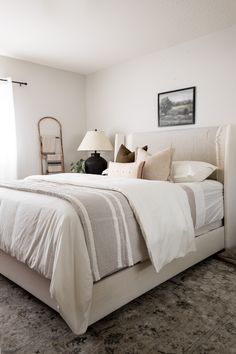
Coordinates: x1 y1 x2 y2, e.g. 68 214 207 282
158 86 196 127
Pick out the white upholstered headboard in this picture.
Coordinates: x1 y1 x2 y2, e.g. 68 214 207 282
114 125 236 249
115 126 226 181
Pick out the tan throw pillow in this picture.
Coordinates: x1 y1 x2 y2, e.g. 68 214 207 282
116 144 148 163
136 147 173 181
108 161 145 179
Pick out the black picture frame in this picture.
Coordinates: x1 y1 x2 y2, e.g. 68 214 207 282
158 86 196 127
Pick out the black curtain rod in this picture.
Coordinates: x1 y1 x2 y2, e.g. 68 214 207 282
0 78 27 86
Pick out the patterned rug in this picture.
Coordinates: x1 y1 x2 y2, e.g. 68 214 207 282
1 257 236 354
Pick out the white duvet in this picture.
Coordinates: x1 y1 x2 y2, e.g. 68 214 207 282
0 173 195 334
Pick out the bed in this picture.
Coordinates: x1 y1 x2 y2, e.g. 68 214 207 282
0 124 236 334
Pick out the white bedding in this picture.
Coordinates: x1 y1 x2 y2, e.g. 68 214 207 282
181 180 224 230
0 173 195 334
197 180 224 226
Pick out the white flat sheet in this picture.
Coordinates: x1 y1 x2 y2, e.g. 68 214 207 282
198 180 224 226
181 180 224 230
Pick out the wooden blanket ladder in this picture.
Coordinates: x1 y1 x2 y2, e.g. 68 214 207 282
38 117 65 175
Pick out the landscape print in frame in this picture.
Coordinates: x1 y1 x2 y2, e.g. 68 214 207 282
158 86 196 127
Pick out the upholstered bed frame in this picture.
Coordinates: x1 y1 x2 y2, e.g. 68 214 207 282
1 125 236 329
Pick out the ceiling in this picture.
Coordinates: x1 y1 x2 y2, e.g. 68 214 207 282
0 0 236 74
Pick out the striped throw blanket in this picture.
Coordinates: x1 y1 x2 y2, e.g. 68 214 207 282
0 179 148 281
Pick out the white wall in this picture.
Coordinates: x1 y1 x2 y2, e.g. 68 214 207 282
1 26 236 177
86 25 236 137
0 56 86 178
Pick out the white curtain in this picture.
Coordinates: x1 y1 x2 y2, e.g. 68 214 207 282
0 78 17 180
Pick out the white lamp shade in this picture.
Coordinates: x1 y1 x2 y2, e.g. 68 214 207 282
77 130 113 151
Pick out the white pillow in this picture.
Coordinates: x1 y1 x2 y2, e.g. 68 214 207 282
171 161 217 183
107 161 145 179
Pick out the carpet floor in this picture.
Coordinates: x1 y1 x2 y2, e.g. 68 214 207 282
1 257 236 354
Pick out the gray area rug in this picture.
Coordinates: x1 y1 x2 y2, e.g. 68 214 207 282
1 257 236 354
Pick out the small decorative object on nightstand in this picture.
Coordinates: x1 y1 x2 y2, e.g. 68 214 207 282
78 129 113 174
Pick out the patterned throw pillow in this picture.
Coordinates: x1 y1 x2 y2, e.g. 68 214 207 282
108 161 145 179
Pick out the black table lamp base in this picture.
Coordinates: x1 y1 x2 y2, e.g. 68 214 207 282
85 152 107 175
